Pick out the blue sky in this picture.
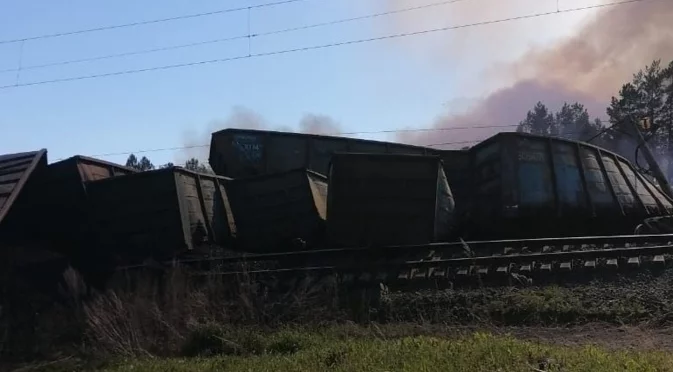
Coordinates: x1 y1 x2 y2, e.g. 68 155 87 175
0 0 594 165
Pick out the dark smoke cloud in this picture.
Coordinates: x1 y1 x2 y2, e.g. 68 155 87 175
180 106 344 162
398 80 607 147
298 114 342 135
514 0 673 97
396 0 673 148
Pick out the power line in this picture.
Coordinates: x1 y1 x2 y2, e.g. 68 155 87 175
425 139 481 147
56 126 516 160
376 120 613 137
340 123 517 135
90 144 211 159
54 129 619 160
0 0 470 74
0 0 655 90
0 35 247 74
66 121 615 160
426 124 618 148
54 120 620 160
0 0 309 46
61 138 477 161
584 122 619 142
257 0 471 37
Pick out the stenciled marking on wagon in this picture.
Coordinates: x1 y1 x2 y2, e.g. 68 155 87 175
232 135 263 162
518 151 545 162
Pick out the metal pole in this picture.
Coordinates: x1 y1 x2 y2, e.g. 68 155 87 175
630 118 673 199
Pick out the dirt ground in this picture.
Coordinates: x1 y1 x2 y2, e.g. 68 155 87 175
488 323 673 351
371 322 673 351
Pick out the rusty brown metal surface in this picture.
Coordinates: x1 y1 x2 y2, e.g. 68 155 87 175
86 166 234 263
326 153 454 248
0 149 47 225
225 168 328 253
67 155 137 181
32 155 137 252
209 128 439 178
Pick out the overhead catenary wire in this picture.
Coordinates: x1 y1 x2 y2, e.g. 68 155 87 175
0 0 657 90
426 125 617 147
57 122 618 161
583 121 620 143
0 0 471 74
0 0 310 46
340 123 518 134
0 34 248 74
55 138 481 161
425 139 482 147
61 125 514 160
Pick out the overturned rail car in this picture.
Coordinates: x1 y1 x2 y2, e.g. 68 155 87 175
209 128 442 178
0 149 48 244
225 168 328 253
327 153 455 248
465 132 673 240
86 167 235 264
35 156 137 252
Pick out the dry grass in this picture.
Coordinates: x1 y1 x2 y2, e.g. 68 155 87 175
0 264 355 367
7 263 673 370
381 271 673 326
70 331 673 372
78 266 354 358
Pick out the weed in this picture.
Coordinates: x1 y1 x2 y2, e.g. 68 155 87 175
267 330 308 355
96 332 673 372
8 263 673 369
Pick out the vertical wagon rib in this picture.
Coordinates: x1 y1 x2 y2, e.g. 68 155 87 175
194 173 215 243
213 177 237 238
173 170 193 252
0 149 47 225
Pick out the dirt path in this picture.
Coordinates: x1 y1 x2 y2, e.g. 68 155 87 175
493 323 673 351
369 322 673 351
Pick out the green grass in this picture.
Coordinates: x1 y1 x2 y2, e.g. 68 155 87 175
383 283 665 325
93 328 673 372
10 268 673 370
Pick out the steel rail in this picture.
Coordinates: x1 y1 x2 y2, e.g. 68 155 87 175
186 243 673 278
116 233 673 271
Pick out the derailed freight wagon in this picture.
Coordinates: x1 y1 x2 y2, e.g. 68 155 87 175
225 168 328 253
326 153 455 248
0 149 48 245
86 167 235 264
0 150 72 295
465 132 673 240
209 128 440 178
36 156 137 253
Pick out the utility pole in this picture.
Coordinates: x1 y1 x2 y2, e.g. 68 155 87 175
631 117 673 199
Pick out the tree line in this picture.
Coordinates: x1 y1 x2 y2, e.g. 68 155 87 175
124 154 212 174
516 59 673 178
123 59 673 178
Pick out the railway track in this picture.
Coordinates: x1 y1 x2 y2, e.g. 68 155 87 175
116 233 673 290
